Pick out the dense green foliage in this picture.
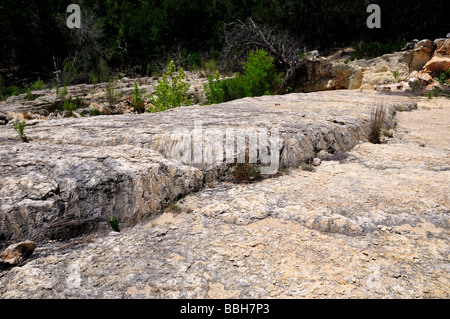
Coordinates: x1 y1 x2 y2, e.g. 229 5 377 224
0 0 448 87
148 60 191 112
204 49 281 104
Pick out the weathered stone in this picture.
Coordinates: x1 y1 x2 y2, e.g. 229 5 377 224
417 71 433 84
434 38 450 56
0 95 448 299
0 240 36 266
0 91 416 248
423 56 450 74
425 80 444 92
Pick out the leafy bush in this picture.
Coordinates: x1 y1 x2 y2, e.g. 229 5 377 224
25 89 38 100
203 71 226 105
203 49 282 105
241 49 282 97
131 81 145 113
30 78 45 91
392 70 401 83
56 85 68 99
148 60 191 112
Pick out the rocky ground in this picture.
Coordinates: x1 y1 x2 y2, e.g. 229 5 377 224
0 92 448 299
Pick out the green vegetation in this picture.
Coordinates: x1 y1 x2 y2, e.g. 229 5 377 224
392 70 401 83
233 162 261 183
203 49 282 105
30 78 45 91
148 60 191 112
438 69 450 85
108 216 120 232
105 78 119 107
56 85 68 99
13 120 27 142
89 107 103 116
2 0 445 89
51 96 85 115
131 81 145 112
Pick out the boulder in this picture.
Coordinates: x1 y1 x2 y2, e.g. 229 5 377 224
417 71 433 84
410 39 436 71
435 38 450 56
0 240 37 266
423 56 450 74
425 80 444 92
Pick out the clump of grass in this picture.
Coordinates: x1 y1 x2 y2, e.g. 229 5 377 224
13 120 27 142
108 216 120 232
368 103 386 144
300 162 315 172
233 162 261 183
131 81 145 113
105 77 119 107
30 77 45 91
165 203 183 214
392 70 401 83
89 107 103 116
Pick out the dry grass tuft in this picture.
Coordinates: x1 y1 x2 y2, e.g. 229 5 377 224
368 103 386 144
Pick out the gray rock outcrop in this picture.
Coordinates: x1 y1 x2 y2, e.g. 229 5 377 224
0 94 448 299
1 90 416 248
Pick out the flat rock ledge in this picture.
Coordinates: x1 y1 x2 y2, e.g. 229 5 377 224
0 92 448 299
0 90 416 248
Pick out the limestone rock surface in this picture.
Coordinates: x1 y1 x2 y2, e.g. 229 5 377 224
0 95 448 299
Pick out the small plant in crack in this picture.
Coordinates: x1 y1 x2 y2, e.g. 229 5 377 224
233 162 261 183
368 103 386 144
108 216 120 232
13 120 27 142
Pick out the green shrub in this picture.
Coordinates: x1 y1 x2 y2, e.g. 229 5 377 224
148 60 191 112
13 120 27 142
51 96 85 114
131 81 145 112
392 70 401 83
189 52 202 70
30 78 45 91
25 88 38 100
108 216 120 232
233 162 261 183
89 107 103 116
241 49 282 97
203 71 226 105
4 85 21 97
56 85 68 99
61 59 78 86
203 49 282 105
438 69 450 85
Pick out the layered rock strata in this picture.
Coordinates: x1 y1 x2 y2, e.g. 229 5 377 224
1 91 416 247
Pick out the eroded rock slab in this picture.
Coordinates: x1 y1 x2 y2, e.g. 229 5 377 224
1 91 416 247
0 94 448 299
